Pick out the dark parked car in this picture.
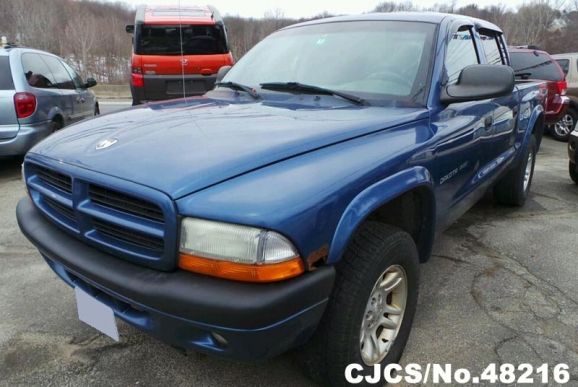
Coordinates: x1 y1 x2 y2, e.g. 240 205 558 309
509 47 570 140
0 43 98 156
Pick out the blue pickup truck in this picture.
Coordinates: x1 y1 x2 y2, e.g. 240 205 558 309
17 12 545 386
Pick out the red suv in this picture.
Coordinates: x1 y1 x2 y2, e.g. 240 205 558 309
509 46 570 140
126 5 234 105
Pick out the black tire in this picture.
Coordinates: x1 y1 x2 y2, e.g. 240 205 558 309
494 136 537 206
550 109 577 142
301 222 419 386
49 119 63 133
570 161 578 184
94 103 100 116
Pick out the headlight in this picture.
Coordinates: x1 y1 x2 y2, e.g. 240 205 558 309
178 218 304 282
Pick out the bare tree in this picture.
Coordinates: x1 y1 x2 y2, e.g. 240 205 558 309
373 2 415 12
64 13 99 75
3 0 578 84
509 0 562 46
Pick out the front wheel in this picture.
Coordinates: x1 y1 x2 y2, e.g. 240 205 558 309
494 136 537 206
302 222 419 386
551 109 577 142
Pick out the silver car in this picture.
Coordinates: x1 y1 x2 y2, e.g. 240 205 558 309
0 44 98 156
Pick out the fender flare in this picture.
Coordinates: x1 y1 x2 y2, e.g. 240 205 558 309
47 106 65 125
521 104 544 152
327 166 436 264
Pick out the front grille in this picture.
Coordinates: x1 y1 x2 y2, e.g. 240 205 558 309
89 185 164 223
44 197 75 222
35 166 72 194
93 219 164 251
26 162 175 270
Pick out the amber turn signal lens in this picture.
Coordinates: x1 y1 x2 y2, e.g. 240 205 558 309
178 253 305 283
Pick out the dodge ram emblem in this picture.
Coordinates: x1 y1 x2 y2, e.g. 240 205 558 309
96 138 118 150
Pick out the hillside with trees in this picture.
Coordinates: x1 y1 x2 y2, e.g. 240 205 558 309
1 0 577 84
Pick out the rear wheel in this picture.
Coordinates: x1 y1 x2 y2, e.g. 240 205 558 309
570 161 578 184
551 109 577 142
301 222 419 386
94 103 100 116
494 136 537 206
49 118 63 133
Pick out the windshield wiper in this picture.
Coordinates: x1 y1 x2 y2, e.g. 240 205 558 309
216 81 260 100
260 82 367 106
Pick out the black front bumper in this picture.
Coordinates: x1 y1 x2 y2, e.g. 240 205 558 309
17 197 335 360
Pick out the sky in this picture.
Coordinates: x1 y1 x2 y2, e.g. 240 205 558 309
109 0 528 19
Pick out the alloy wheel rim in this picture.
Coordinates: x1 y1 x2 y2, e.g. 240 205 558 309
554 114 574 137
360 265 407 365
523 151 533 193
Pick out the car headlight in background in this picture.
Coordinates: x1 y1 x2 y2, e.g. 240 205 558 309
178 218 304 282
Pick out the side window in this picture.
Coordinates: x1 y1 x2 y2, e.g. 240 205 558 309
21 53 57 89
557 59 569 76
40 55 75 90
60 61 84 89
445 27 479 84
0 57 14 90
479 31 505 65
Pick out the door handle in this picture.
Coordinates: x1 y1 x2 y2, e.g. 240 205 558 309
484 115 493 128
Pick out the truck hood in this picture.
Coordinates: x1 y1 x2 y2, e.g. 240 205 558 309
29 97 428 199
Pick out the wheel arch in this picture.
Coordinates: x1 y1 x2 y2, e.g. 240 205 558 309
568 98 578 112
532 111 545 148
327 166 436 265
47 106 65 127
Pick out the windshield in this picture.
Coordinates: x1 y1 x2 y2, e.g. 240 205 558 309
136 24 228 55
223 21 436 106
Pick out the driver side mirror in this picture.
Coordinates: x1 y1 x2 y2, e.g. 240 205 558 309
84 77 97 88
126 25 135 34
216 65 232 84
441 64 514 104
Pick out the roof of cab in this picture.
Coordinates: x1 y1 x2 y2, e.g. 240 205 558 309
282 12 502 33
136 5 223 25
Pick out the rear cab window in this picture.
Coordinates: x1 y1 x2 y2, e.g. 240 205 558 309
510 51 564 81
0 56 14 90
136 24 228 55
479 30 507 65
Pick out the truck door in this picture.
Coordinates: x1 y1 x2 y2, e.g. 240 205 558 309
431 25 495 228
477 30 518 175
